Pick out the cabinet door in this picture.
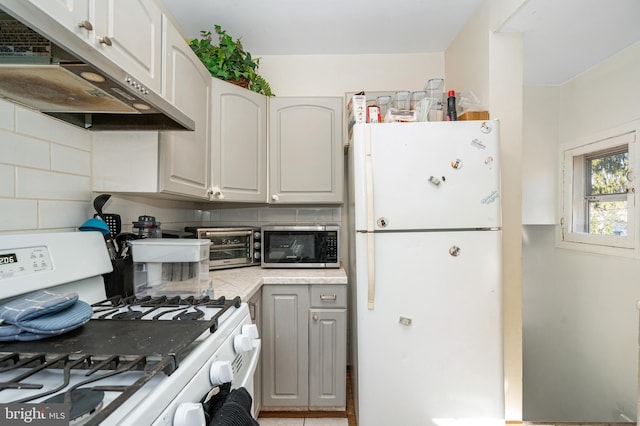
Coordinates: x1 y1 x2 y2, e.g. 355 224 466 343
309 308 347 408
25 0 91 38
158 15 210 199
92 0 162 93
262 285 309 407
269 97 344 204
210 78 268 202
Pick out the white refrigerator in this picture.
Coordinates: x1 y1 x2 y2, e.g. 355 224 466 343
349 120 504 426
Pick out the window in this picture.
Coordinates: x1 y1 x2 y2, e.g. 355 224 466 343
560 129 638 256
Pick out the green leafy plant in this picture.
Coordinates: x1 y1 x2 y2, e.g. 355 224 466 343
189 25 273 96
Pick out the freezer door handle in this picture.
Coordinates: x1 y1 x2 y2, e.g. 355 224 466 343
365 135 377 310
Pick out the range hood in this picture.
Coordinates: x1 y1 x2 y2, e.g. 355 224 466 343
0 10 194 131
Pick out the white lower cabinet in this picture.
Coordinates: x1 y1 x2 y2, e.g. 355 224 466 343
261 284 346 410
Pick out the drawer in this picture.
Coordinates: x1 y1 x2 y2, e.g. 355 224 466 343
310 285 347 308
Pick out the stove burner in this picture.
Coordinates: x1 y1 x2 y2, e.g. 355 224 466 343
44 388 105 424
112 308 144 320
176 309 204 320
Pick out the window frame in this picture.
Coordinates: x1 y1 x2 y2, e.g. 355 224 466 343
559 122 638 257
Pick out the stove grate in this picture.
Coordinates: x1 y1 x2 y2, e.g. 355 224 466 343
0 296 243 425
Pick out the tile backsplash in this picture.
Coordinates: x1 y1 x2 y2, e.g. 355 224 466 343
0 100 341 235
0 100 93 233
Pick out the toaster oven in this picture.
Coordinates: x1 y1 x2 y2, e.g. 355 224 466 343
186 227 261 270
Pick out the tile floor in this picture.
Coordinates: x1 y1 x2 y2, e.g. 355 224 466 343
257 419 348 426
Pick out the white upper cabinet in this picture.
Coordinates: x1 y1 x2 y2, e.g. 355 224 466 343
91 0 162 94
24 0 91 37
210 78 268 203
269 97 344 204
158 13 210 199
23 0 162 94
92 14 210 199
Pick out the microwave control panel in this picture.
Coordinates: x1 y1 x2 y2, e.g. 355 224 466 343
326 231 339 261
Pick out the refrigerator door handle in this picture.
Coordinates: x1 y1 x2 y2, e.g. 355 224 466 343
365 135 376 310
367 233 375 310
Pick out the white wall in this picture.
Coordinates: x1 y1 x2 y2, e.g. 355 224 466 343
522 86 558 225
522 41 640 422
257 53 444 96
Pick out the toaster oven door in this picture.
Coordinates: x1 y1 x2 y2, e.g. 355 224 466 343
200 230 255 270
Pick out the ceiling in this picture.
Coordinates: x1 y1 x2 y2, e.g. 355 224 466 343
162 0 640 86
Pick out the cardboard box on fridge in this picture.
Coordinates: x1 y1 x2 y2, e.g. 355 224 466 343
347 94 366 142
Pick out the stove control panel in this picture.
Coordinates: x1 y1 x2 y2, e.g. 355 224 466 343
0 245 53 280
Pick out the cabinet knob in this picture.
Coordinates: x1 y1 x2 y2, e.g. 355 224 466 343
98 36 113 46
78 20 93 31
312 314 319 321
214 191 224 199
271 194 279 202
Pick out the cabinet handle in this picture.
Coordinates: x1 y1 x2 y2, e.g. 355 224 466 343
99 36 113 46
320 294 337 301
248 302 256 321
312 314 319 321
271 194 279 202
78 20 93 31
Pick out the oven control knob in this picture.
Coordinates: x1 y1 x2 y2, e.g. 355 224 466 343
210 361 233 386
234 334 253 353
242 324 259 339
174 402 206 426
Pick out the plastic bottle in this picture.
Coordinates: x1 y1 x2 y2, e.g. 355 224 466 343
447 90 457 121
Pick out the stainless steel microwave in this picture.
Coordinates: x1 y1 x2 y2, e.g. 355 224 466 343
186 227 261 270
261 225 340 268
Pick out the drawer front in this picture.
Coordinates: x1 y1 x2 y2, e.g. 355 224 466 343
310 285 347 308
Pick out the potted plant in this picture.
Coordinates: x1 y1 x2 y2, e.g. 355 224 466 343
189 25 273 96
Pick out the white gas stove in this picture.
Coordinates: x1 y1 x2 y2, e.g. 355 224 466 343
0 232 261 426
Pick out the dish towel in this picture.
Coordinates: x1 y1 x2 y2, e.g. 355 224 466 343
0 290 92 341
210 387 259 426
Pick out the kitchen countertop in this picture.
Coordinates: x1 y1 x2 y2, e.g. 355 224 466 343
209 266 348 301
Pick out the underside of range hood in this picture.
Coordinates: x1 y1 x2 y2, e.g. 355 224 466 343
0 10 194 131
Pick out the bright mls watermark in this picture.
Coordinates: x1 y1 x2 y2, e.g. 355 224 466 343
1 404 69 425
